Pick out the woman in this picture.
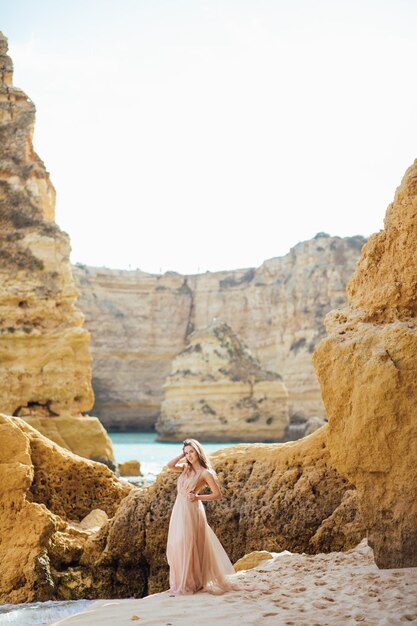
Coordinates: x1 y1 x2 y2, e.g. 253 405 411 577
166 438 236 594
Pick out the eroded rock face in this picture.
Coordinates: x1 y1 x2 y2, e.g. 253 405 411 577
74 234 364 430
21 415 115 468
313 160 417 568
72 267 191 430
0 33 112 464
102 427 364 594
0 414 131 603
0 412 365 603
156 321 289 441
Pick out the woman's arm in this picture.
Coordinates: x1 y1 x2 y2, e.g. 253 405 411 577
189 470 222 501
166 452 186 472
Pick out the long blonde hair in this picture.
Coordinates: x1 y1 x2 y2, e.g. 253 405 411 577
183 438 213 472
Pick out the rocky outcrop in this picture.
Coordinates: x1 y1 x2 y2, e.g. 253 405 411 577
22 415 115 468
313 160 417 568
101 426 364 594
0 414 131 603
0 411 365 603
156 321 289 441
0 33 112 464
74 234 364 431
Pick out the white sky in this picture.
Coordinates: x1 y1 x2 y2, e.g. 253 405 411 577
1 0 416 274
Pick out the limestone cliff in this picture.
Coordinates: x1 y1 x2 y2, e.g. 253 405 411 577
313 159 417 568
156 321 289 441
0 33 112 464
72 267 190 430
74 234 364 431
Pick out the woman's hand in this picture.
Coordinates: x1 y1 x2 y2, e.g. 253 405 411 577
187 491 197 502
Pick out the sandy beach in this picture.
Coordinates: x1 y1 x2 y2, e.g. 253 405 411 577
52 540 417 626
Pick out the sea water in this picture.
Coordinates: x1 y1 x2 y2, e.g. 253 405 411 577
110 431 240 483
0 600 93 626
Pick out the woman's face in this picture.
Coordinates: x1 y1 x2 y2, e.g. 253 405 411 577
184 445 199 465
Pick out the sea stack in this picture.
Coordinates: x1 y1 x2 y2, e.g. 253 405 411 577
156 321 289 441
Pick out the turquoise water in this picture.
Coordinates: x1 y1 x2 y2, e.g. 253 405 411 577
110 432 241 482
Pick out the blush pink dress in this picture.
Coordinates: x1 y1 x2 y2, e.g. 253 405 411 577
166 466 236 594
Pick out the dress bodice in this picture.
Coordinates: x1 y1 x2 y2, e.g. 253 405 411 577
177 467 204 497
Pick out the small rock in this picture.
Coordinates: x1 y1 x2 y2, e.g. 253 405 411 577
234 550 274 572
118 460 142 476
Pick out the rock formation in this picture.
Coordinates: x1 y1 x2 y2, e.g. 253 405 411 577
0 32 112 464
0 414 131 603
118 460 142 477
74 234 364 431
156 321 289 441
0 411 365 603
0 30 372 606
101 426 364 594
313 159 417 568
21 415 114 467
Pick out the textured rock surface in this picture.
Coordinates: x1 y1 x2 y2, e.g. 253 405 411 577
99 427 364 594
0 33 112 464
72 266 190 430
313 160 417 568
0 413 132 603
157 321 289 441
22 415 115 468
74 234 364 430
0 412 365 603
